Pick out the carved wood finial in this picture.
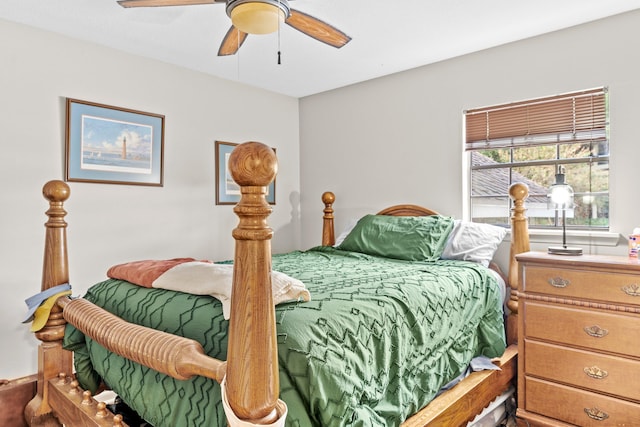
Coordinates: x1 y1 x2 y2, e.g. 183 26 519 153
82 390 93 405
226 142 280 423
38 180 71 341
42 180 71 205
96 401 108 418
56 373 67 385
228 141 277 187
322 192 336 246
322 191 335 205
41 180 70 286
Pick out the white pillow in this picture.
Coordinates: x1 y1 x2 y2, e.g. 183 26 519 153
440 220 507 267
334 218 359 247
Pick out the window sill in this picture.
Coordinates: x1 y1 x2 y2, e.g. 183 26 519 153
507 229 623 247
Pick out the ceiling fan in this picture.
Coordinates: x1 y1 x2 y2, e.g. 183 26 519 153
117 0 351 56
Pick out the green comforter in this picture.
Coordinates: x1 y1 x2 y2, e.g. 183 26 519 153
64 246 506 427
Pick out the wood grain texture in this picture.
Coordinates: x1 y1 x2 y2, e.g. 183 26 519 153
225 141 281 423
286 9 351 48
321 191 335 246
58 297 227 383
517 253 640 425
507 182 530 346
47 374 129 426
218 26 248 56
25 180 73 427
376 204 440 216
403 345 517 427
0 375 36 427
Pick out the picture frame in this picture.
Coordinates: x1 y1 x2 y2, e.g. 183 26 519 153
215 141 276 205
65 98 165 186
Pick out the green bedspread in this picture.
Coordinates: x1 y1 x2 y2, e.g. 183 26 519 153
63 246 506 427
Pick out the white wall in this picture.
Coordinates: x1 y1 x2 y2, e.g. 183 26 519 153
5 8 640 382
0 19 300 379
299 10 640 268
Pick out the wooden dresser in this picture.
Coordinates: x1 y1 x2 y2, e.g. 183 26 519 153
516 251 640 426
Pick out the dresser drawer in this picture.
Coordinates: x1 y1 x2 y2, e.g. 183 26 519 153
524 340 640 401
525 376 640 426
523 301 640 358
523 265 640 307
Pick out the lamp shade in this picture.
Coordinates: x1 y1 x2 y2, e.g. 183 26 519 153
547 166 574 208
548 182 574 208
547 165 582 255
227 0 290 35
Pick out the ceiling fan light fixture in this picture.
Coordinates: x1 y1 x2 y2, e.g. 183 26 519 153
226 0 290 35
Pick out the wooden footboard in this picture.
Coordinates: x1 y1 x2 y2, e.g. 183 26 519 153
26 142 282 426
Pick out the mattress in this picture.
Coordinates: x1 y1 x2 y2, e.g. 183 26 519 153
64 246 506 427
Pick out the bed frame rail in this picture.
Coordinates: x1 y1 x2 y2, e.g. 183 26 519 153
58 297 227 383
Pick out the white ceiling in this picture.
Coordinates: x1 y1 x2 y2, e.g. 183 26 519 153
2 0 639 98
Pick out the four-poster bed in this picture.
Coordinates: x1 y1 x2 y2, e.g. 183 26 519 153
23 141 530 427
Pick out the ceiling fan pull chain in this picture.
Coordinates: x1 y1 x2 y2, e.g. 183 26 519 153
276 0 282 64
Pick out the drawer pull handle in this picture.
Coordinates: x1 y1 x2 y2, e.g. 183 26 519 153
584 407 609 421
622 283 640 296
584 366 608 379
584 325 608 338
548 277 570 288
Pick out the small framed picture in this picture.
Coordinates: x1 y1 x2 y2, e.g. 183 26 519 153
215 141 276 205
65 98 164 186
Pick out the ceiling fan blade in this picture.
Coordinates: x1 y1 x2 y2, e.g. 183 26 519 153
218 27 248 56
286 9 351 49
118 0 218 8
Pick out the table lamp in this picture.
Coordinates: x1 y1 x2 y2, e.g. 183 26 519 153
548 166 582 255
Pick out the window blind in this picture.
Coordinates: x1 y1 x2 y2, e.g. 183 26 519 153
465 87 608 151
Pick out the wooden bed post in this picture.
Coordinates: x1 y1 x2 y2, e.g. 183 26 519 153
25 180 73 426
506 182 529 345
226 142 282 424
321 191 335 246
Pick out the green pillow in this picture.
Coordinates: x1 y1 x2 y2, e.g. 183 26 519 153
337 214 454 261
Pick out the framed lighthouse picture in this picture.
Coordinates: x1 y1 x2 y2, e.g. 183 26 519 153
65 98 165 186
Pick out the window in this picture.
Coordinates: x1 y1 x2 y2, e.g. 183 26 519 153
465 87 609 230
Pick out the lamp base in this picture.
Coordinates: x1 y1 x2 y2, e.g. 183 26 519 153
548 246 583 256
